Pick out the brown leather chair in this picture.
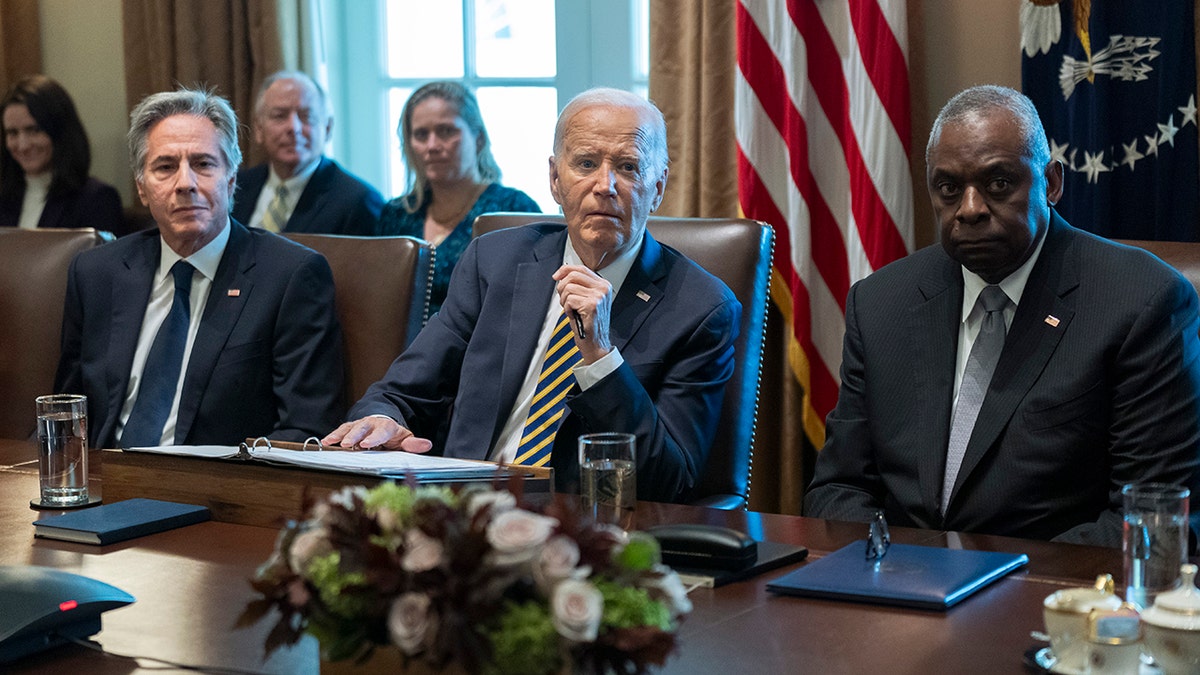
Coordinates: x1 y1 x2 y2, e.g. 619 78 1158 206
0 228 108 439
1116 239 1200 302
285 234 434 405
472 213 774 509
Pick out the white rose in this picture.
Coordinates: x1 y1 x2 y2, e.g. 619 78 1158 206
487 509 558 566
402 529 444 573
288 526 331 574
466 489 517 519
374 504 401 534
533 535 588 592
388 592 435 655
641 564 693 618
328 485 368 510
551 579 603 642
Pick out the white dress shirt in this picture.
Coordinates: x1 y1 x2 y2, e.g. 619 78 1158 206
246 160 320 229
17 172 50 230
489 232 645 463
117 222 231 445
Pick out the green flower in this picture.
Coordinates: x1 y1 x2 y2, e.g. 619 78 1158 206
595 579 672 632
306 551 370 619
612 532 661 572
484 600 562 675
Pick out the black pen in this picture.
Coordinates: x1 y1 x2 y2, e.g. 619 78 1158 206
571 310 586 340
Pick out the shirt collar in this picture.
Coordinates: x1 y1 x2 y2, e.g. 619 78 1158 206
157 218 232 283
267 156 322 193
959 228 1047 322
562 228 646 297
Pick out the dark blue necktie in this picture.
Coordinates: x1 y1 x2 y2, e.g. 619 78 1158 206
121 261 194 447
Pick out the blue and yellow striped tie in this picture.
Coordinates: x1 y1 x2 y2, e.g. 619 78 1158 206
514 311 581 467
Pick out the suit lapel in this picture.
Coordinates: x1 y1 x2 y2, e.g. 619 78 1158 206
489 229 565 446
288 158 332 232
105 237 159 438
911 254 963 521
174 224 254 443
949 216 1078 506
609 232 667 348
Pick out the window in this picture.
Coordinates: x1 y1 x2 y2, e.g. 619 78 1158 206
325 0 649 212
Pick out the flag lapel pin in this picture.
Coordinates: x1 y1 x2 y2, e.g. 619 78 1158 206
1044 315 1060 327
228 289 241 297
636 290 651 302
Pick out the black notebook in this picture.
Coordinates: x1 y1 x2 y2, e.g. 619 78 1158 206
766 542 1028 610
33 498 211 545
673 540 810 588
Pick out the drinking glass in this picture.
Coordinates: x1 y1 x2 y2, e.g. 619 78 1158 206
35 394 89 507
579 433 636 529
1122 482 1189 609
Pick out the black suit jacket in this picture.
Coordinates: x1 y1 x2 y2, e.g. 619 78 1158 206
349 224 741 502
0 177 123 234
232 157 383 235
806 213 1200 546
54 220 346 448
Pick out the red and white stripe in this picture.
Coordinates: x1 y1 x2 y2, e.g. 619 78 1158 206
736 0 914 446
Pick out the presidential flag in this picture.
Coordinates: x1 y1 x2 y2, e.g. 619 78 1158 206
735 0 914 447
1021 0 1199 241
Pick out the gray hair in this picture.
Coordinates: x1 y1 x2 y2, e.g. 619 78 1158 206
926 84 1051 168
253 70 330 120
128 87 241 181
553 88 669 176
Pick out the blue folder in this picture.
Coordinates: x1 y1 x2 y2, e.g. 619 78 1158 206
766 542 1028 610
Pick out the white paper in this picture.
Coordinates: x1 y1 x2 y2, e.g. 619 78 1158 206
125 445 504 477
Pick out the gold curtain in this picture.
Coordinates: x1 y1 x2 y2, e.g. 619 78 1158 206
648 0 808 515
0 0 41 92
121 0 285 168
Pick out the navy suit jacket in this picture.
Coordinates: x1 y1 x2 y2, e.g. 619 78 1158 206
806 213 1200 546
54 220 346 448
0 177 123 234
232 157 383 235
349 223 740 502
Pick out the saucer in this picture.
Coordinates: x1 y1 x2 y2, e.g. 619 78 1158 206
29 495 101 510
1023 646 1162 674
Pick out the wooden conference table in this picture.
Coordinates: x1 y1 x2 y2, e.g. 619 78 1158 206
0 438 1122 674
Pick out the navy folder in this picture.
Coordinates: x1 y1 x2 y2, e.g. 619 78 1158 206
32 498 211 545
766 542 1028 610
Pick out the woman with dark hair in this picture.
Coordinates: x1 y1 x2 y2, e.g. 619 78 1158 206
1 75 122 232
380 81 540 316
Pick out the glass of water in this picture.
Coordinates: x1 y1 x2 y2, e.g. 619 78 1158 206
1122 482 1189 609
579 433 636 530
35 394 89 507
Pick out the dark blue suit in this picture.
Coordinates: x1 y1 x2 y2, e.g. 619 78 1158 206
349 223 740 502
806 213 1200 546
0 177 123 234
55 220 346 448
232 157 383 235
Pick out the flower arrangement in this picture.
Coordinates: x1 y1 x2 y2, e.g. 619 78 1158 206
240 482 692 674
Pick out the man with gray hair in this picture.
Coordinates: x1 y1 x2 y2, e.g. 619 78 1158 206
323 88 740 503
806 84 1200 546
55 86 345 448
232 70 383 235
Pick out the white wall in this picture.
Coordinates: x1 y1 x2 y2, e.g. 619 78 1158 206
39 0 131 206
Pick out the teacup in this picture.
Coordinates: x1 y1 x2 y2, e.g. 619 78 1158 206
1043 576 1123 672
1142 564 1200 675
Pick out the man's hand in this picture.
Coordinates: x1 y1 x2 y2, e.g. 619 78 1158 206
321 416 433 453
553 264 614 364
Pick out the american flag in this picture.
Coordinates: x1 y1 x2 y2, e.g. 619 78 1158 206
735 0 914 447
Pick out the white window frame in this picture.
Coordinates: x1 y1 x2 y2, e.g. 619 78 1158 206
323 0 647 199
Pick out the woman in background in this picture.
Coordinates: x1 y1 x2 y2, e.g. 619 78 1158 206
0 75 122 232
380 81 540 316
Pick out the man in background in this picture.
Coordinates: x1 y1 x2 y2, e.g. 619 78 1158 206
232 70 383 235
55 87 345 448
323 88 740 503
806 85 1200 546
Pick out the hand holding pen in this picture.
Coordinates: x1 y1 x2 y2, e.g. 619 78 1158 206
552 263 613 363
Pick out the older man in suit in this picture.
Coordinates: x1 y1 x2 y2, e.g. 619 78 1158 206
323 88 740 503
805 85 1200 547
232 71 383 236
54 87 345 448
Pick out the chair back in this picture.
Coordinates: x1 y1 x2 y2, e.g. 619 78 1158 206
285 234 433 404
0 228 108 439
1116 239 1200 302
472 213 773 509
